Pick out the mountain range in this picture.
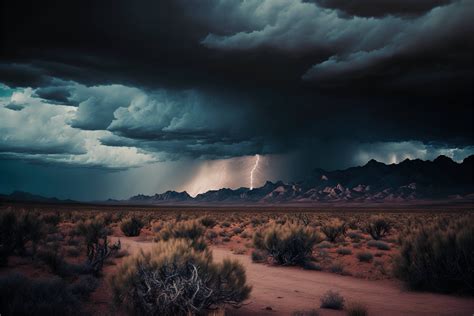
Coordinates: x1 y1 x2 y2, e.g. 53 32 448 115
1 155 473 205
126 155 473 204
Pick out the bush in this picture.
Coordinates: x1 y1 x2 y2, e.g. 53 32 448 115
364 216 391 240
111 239 251 315
394 215 474 294
303 261 321 271
199 216 216 228
321 219 347 242
346 302 368 316
0 273 82 315
337 247 352 255
251 250 267 263
367 240 390 250
253 222 322 266
76 219 120 275
320 290 344 310
356 252 373 262
120 217 144 237
0 211 45 261
155 220 206 250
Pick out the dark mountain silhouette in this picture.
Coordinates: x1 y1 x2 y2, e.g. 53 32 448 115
0 191 79 204
124 155 474 204
2 155 473 205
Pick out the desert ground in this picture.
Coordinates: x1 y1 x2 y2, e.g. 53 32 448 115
0 204 473 315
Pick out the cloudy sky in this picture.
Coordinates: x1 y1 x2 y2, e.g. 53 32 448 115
0 0 472 200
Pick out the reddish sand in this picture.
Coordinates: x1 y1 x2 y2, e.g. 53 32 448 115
114 237 473 316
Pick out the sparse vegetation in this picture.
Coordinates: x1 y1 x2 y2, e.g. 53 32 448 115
357 252 373 262
120 217 144 237
320 290 345 310
364 216 391 240
0 273 82 315
253 222 322 266
346 302 368 316
76 218 120 275
367 240 390 250
321 219 347 242
394 214 474 294
111 239 251 315
337 247 352 255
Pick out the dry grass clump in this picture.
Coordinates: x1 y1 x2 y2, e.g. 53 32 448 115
155 219 206 250
356 252 373 263
199 216 217 228
253 222 322 266
76 218 120 275
336 247 352 255
120 216 144 237
394 214 474 294
0 273 83 315
346 301 369 316
367 240 390 250
364 216 391 240
320 290 345 310
321 219 347 242
111 239 251 315
292 309 320 316
0 210 45 264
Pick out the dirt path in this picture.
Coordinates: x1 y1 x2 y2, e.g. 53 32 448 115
115 238 474 316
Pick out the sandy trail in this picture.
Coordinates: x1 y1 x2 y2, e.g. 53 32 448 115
115 238 473 316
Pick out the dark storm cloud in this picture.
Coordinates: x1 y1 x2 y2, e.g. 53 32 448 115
309 0 455 18
0 0 472 171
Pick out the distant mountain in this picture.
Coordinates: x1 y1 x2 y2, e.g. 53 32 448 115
125 155 474 204
3 155 473 205
128 190 192 203
0 191 78 204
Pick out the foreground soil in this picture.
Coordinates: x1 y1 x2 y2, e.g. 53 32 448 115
116 237 474 316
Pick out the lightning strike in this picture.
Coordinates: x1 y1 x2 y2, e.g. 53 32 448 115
250 154 260 190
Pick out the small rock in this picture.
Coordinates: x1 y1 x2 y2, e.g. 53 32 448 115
265 306 273 311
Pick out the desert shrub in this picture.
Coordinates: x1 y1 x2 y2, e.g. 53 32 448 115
253 222 322 266
292 309 319 316
0 211 45 260
346 302 368 316
321 219 347 242
251 249 267 263
364 216 391 240
206 230 217 240
0 273 82 315
367 240 390 250
76 219 120 275
111 239 251 315
37 248 69 276
330 262 344 274
394 215 474 294
233 226 243 234
221 221 231 228
356 252 373 262
155 220 206 250
199 216 217 228
320 290 345 310
317 241 334 248
347 232 363 241
120 217 144 237
41 212 61 226
337 247 352 255
303 261 322 271
69 275 99 300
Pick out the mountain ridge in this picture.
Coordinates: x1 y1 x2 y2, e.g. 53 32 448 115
1 155 473 205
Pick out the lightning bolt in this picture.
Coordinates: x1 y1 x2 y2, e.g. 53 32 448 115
250 154 260 190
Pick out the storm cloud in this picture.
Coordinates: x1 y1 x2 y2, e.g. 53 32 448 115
0 0 472 199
